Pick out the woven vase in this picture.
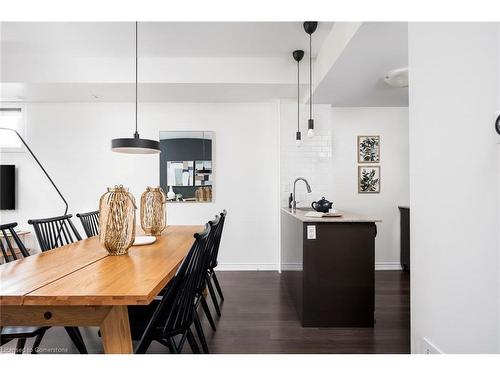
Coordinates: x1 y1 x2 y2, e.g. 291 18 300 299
140 186 167 236
99 185 136 255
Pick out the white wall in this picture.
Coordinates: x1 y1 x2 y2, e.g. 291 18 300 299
409 23 500 354
0 102 280 269
279 101 409 267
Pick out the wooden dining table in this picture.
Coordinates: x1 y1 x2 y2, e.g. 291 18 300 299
0 225 202 354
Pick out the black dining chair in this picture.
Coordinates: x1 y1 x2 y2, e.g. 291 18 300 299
28 214 82 252
26 215 88 353
0 222 88 354
205 210 227 317
0 222 31 263
0 222 49 354
76 210 100 238
189 215 221 352
129 224 212 354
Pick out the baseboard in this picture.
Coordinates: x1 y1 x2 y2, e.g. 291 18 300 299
216 263 279 271
280 263 302 271
217 262 402 271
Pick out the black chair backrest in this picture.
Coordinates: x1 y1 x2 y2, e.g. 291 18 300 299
208 209 226 269
195 215 220 294
0 222 30 263
28 214 82 252
139 224 211 339
76 210 100 238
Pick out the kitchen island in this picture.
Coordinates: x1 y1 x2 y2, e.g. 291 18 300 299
280 207 380 327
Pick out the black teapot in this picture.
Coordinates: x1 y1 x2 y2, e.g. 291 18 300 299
311 197 333 213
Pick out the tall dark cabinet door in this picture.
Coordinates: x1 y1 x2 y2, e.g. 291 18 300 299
399 206 410 272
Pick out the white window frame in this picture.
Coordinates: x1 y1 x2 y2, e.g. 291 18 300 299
0 103 27 153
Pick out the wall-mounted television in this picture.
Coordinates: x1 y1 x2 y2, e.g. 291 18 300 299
0 165 15 210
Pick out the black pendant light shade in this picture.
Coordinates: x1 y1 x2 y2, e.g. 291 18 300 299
111 22 160 154
111 132 160 154
303 21 318 35
308 118 314 131
303 22 318 137
293 49 304 63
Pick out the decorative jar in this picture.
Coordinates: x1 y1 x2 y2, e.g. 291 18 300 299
140 186 167 235
99 185 136 255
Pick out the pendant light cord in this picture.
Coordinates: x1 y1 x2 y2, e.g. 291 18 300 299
135 21 138 136
309 33 312 120
297 59 300 132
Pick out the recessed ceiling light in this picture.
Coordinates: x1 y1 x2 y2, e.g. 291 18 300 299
384 67 408 88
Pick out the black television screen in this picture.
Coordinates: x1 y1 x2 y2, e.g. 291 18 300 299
0 165 15 210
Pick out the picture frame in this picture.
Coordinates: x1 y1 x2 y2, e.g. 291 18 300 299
357 135 380 163
358 166 381 194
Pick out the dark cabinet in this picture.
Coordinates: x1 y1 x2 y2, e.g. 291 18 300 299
281 210 377 327
398 206 410 272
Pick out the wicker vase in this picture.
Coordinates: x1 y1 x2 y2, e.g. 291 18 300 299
140 186 167 236
99 185 136 255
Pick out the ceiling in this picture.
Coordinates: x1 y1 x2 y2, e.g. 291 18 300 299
1 22 331 102
313 22 409 107
1 22 409 105
1 22 333 59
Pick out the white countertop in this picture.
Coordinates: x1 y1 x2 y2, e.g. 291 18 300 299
281 207 381 223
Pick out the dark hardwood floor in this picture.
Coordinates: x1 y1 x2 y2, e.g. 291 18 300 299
0 271 409 354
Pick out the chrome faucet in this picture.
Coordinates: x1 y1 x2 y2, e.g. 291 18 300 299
292 177 312 211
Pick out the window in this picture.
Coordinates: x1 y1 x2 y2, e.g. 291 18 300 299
0 105 26 152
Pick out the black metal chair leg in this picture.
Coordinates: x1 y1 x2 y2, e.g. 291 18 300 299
193 312 209 354
167 337 178 354
212 271 224 301
134 337 153 354
186 328 200 354
200 295 216 331
74 326 85 342
64 327 88 354
206 276 221 317
31 331 46 354
72 327 88 353
15 338 27 354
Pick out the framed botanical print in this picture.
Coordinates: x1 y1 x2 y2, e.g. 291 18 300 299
358 166 381 194
357 135 380 163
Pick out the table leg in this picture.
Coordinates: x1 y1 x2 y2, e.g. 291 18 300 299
100 305 133 354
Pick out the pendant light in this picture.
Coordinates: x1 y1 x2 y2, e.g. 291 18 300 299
304 21 318 138
293 50 304 147
111 22 160 154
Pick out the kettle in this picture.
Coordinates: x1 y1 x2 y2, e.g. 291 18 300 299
311 197 333 213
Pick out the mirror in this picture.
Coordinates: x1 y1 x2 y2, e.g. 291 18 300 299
159 131 214 202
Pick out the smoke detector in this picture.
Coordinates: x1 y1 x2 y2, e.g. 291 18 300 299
384 67 408 88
